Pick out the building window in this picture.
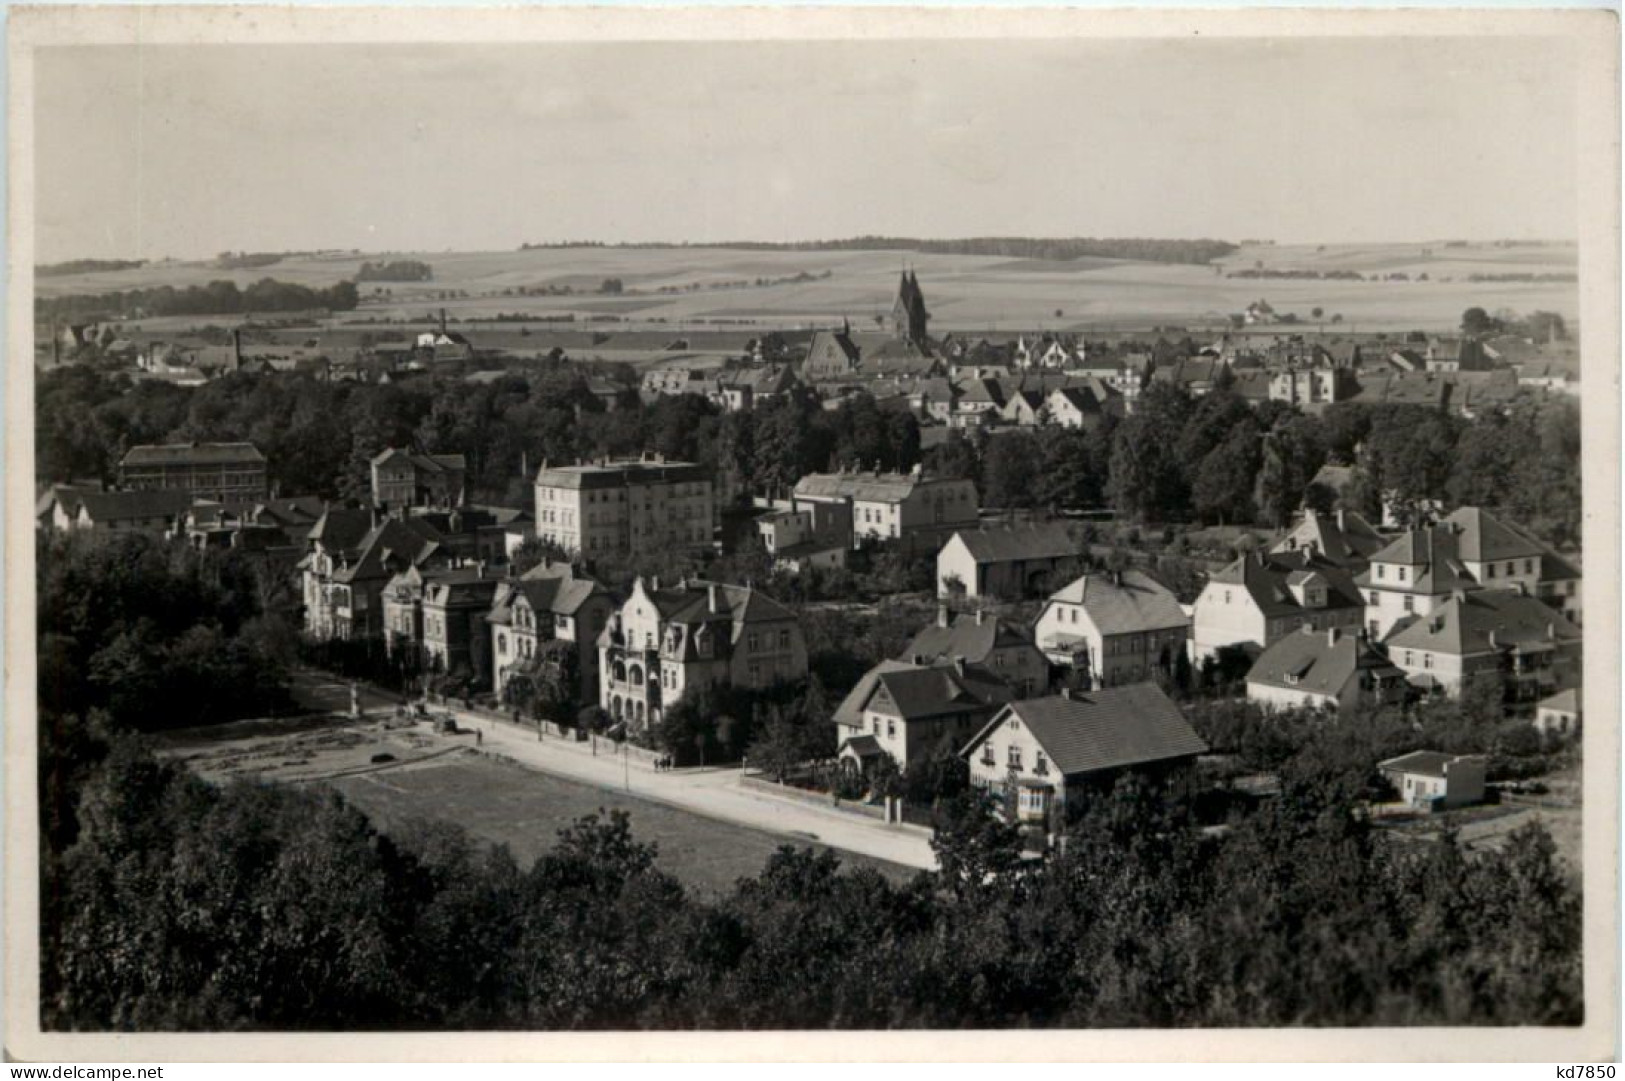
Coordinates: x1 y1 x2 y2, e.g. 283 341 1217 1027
778 629 790 650
1007 746 1022 770
1487 564 1496 579
887 720 896 738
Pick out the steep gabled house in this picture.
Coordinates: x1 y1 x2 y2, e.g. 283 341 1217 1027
834 659 1014 771
1268 507 1386 573
961 684 1207 823
1034 569 1190 688
597 577 807 733
300 509 445 641
1191 549 1366 663
1355 508 1563 640
1383 589 1581 703
488 560 615 706
370 447 467 510
936 522 1079 600
801 324 864 383
899 607 1050 698
1245 624 1406 711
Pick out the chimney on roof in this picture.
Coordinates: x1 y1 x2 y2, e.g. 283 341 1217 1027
1336 508 1346 532
975 608 986 626
439 308 447 335
953 657 967 677
1489 629 1499 650
911 653 925 665
708 584 720 613
1547 622 1557 640
650 575 661 593
937 603 950 628
1452 589 1467 604
1327 626 1340 646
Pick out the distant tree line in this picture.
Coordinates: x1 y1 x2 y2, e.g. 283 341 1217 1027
357 260 435 283
36 259 147 278
35 278 361 320
517 237 1239 266
214 252 285 270
1228 268 1372 281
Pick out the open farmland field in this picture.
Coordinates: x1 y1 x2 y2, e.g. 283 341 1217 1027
38 240 1579 333
330 753 918 897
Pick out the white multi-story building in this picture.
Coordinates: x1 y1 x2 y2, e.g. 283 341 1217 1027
533 455 714 558
792 466 978 554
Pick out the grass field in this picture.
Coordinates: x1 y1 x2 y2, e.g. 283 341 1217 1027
37 240 1579 333
331 753 917 897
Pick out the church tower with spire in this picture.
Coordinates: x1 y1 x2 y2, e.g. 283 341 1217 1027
890 270 929 347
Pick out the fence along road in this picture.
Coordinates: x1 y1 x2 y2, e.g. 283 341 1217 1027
431 702 939 872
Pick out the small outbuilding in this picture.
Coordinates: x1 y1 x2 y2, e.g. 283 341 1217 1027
1379 750 1487 810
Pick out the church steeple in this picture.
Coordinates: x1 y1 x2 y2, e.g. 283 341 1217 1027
891 269 929 347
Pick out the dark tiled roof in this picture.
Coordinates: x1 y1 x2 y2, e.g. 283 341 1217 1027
901 613 1038 668
534 458 709 490
309 507 375 553
838 734 886 758
795 470 971 505
869 664 1013 721
77 489 194 522
1439 507 1546 563
1047 569 1189 634
1378 750 1462 778
1245 625 1400 696
1384 590 1580 656
121 441 266 467
1269 508 1385 568
833 660 919 728
967 684 1206 776
1211 551 1365 618
948 522 1076 564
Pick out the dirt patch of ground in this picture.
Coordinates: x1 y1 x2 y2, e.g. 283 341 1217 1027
154 712 453 785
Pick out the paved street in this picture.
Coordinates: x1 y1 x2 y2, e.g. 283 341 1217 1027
432 703 939 872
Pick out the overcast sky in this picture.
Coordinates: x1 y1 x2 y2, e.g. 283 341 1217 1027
34 37 1579 262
